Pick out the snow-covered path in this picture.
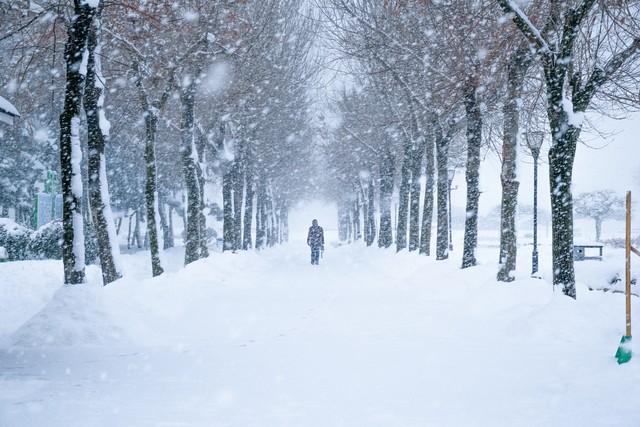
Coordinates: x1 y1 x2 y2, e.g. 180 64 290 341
1 242 640 426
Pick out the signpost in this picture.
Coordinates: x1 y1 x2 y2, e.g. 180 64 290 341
33 170 62 229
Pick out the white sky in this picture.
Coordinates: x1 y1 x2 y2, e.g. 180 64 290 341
453 112 640 215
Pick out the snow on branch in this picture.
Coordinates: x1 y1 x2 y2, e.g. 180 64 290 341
497 0 551 55
342 126 379 155
574 37 640 111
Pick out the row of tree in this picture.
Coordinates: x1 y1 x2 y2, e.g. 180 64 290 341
1 0 638 298
0 0 319 285
317 0 640 298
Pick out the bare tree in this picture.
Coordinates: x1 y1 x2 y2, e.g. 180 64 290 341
497 0 640 297
574 190 624 242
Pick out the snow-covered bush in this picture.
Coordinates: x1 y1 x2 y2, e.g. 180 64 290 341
28 219 63 260
0 218 31 260
27 219 98 263
0 219 101 262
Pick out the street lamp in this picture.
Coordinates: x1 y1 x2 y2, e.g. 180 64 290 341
525 131 545 276
447 167 456 251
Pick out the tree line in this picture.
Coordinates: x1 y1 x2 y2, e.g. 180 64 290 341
316 0 639 298
0 0 639 298
0 0 319 285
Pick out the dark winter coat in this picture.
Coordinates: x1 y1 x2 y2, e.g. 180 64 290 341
307 225 324 248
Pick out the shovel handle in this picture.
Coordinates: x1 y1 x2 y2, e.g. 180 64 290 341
626 191 632 337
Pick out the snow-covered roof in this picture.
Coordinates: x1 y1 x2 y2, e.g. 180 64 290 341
0 95 20 125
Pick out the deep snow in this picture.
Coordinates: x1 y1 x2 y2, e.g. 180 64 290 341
1 226 639 426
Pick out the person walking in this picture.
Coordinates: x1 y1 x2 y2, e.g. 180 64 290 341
307 219 324 265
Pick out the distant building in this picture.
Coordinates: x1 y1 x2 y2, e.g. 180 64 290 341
0 95 20 125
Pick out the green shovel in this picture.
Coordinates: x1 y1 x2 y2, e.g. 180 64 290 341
616 335 632 365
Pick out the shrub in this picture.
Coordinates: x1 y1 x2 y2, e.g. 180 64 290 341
28 219 63 260
0 218 31 261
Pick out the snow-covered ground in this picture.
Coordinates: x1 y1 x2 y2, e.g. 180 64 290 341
1 209 639 426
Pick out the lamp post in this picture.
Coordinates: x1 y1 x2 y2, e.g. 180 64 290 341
525 131 545 276
447 168 456 251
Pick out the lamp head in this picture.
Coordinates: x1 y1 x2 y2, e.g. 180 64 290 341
447 168 456 183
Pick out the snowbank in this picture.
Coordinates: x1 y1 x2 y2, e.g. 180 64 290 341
11 283 126 347
0 241 638 426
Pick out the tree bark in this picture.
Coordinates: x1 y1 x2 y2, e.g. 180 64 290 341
435 121 450 260
134 207 143 249
141 112 163 276
408 139 424 251
548 128 579 298
180 78 202 265
255 181 267 250
222 169 235 251
84 10 122 285
195 131 209 258
132 60 164 276
232 160 244 251
378 148 394 248
59 1 96 284
595 217 602 242
353 189 362 241
167 205 174 248
266 185 276 247
497 48 530 282
367 174 376 246
461 83 482 269
243 166 255 250
396 141 412 252
420 132 435 255
158 197 171 250
127 212 132 250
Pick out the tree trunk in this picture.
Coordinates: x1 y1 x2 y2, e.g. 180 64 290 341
59 2 97 284
396 142 412 252
378 148 394 248
243 167 255 250
195 132 209 258
462 83 482 269
420 132 435 255
435 121 450 260
255 181 267 250
142 113 163 276
497 61 530 281
408 140 424 251
222 169 234 251
362 182 369 244
281 201 289 243
353 190 361 241
167 205 174 248
266 186 276 247
180 79 202 265
127 212 132 250
595 217 602 242
232 161 244 251
549 128 579 297
84 12 122 285
158 197 171 250
366 174 376 246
